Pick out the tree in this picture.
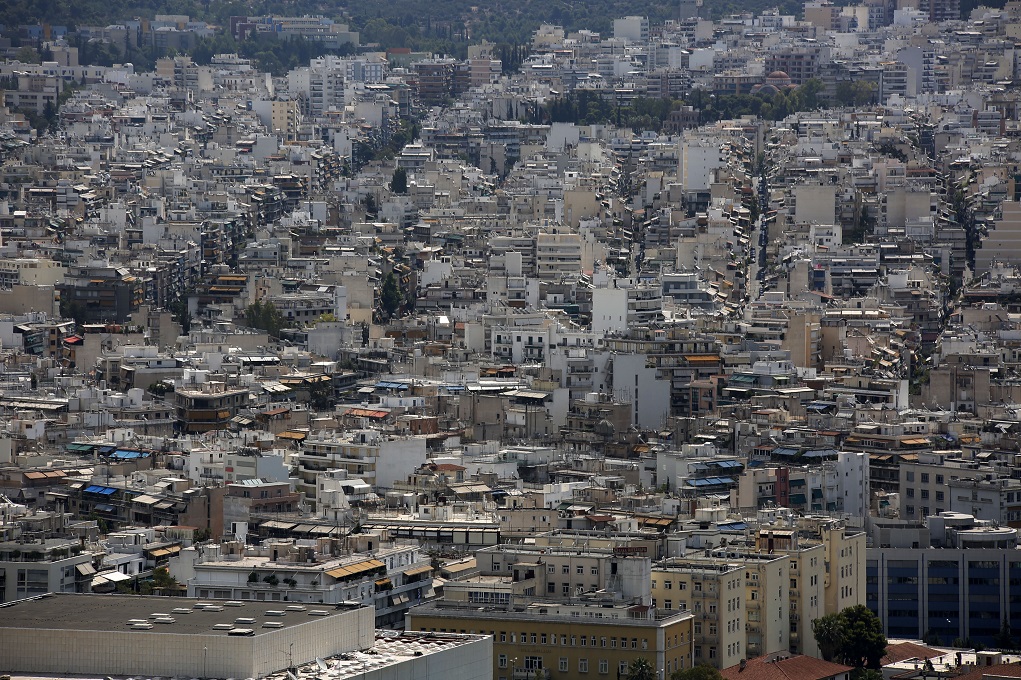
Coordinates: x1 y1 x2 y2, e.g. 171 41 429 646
813 613 845 662
244 300 287 336
625 659 655 680
671 665 724 680
379 272 402 320
390 166 408 194
994 617 1016 650
814 606 887 669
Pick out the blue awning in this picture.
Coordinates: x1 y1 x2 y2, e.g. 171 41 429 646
94 504 116 513
111 450 146 459
712 460 743 468
374 381 409 390
84 485 117 495
718 521 748 531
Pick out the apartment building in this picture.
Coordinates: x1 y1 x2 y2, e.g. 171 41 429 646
296 429 429 504
651 561 746 669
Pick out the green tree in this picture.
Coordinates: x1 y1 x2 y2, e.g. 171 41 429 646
671 665 724 680
625 659 655 680
813 613 845 663
379 272 402 320
994 617 1016 650
151 567 178 592
840 605 887 669
244 300 287 336
390 166 408 194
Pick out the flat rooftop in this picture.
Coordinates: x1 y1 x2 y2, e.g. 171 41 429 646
0 593 362 635
266 631 488 680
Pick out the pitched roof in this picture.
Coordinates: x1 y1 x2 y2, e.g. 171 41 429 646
882 642 946 666
722 654 853 680
952 664 1021 680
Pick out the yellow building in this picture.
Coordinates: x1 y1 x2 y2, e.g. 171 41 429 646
654 549 790 660
407 600 693 680
650 561 745 669
754 519 866 658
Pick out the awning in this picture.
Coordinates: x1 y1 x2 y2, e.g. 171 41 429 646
75 562 97 576
149 545 181 558
84 485 117 495
389 592 410 606
94 504 116 513
404 565 433 577
375 578 392 587
93 570 131 585
153 501 175 510
326 558 386 580
132 494 160 505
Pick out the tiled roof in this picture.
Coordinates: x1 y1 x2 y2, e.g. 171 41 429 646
882 642 946 666
952 664 1021 680
722 654 853 680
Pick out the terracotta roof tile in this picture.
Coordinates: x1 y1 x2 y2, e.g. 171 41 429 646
882 642 946 666
722 654 853 680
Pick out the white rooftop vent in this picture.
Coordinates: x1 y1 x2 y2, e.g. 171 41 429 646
265 610 286 617
212 623 234 630
286 605 307 611
224 600 245 607
234 617 256 625
308 609 330 616
262 621 285 629
130 623 154 630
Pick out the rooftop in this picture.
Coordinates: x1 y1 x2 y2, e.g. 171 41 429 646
0 593 362 635
264 631 490 680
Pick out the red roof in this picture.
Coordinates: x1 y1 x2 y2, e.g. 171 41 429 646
951 664 1021 680
433 463 466 471
881 642 945 666
722 655 853 680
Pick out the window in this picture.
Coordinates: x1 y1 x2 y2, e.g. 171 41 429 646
665 580 673 589
601 637 607 647
906 471 915 482
599 660 609 674
921 473 929 483
500 633 507 642
499 656 508 669
560 659 569 672
591 566 599 575
531 634 537 644
541 634 547 645
906 488 915 498
936 474 944 484
921 489 929 500
548 582 556 593
936 491 944 501
665 600 672 610
548 565 556 573
579 660 589 673
562 565 569 574
620 662 630 676
493 562 501 571
577 565 584 574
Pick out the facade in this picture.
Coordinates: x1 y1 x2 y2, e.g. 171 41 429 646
407 600 694 680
